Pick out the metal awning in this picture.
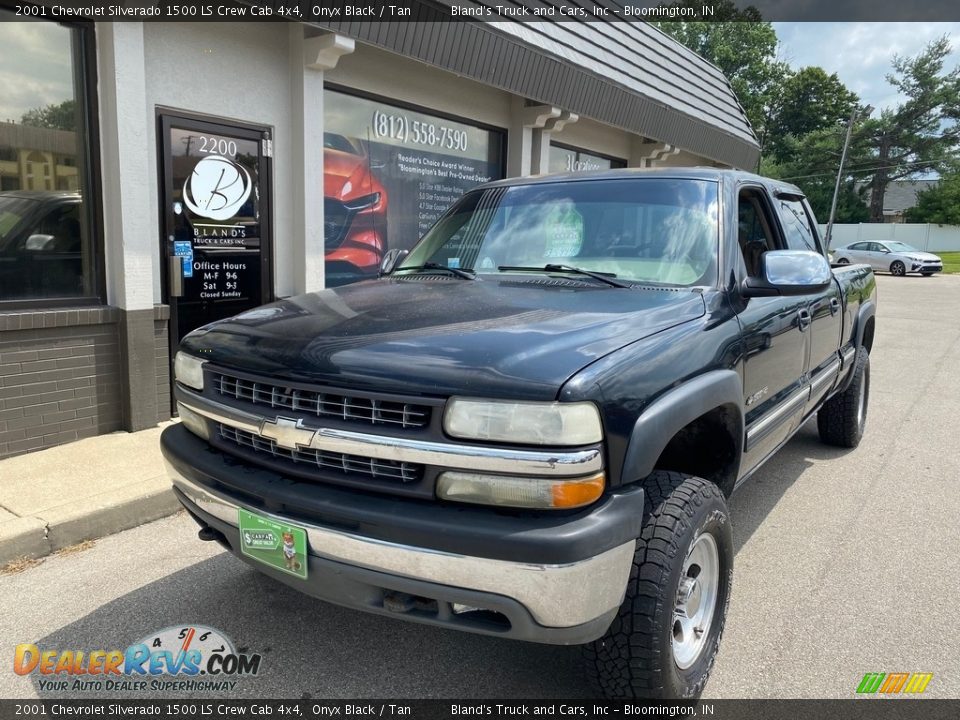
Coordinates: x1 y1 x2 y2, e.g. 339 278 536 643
302 1 760 169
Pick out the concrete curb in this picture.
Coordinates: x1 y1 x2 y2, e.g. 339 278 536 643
0 424 181 567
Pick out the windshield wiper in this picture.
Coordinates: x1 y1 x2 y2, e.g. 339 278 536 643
497 264 631 288
401 262 477 280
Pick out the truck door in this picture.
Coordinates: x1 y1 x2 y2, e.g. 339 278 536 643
775 194 843 413
735 187 809 469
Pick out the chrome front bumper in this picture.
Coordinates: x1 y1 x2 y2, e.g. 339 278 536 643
167 461 635 629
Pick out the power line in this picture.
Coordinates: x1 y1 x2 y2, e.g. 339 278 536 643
778 158 946 182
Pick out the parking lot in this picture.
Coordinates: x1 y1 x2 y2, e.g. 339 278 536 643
1 273 958 699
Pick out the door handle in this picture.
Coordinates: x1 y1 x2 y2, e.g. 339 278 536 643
798 308 812 331
829 297 841 315
169 256 184 297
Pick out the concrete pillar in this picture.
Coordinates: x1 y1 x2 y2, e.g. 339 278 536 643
289 29 354 295
530 111 578 175
97 23 158 431
507 99 561 177
629 139 677 168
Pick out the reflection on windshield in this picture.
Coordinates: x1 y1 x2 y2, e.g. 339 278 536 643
399 178 719 286
886 242 918 252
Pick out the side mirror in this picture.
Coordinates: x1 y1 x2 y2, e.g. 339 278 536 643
379 248 408 277
742 250 832 298
25 233 55 251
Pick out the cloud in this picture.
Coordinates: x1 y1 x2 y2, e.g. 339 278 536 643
773 22 960 113
0 19 76 122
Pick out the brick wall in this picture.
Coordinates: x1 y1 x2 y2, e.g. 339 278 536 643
0 307 123 459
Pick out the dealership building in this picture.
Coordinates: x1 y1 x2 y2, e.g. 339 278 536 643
0 3 759 459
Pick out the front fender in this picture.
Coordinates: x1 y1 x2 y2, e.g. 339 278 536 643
620 369 744 488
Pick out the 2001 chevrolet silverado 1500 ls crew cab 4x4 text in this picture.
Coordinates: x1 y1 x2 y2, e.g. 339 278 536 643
161 169 877 699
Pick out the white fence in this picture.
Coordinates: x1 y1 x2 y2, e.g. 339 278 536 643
820 223 960 252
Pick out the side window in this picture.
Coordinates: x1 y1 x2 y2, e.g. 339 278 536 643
777 196 821 254
26 204 82 253
849 242 867 251
737 190 779 277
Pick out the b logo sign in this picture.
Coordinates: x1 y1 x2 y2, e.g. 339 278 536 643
183 155 252 221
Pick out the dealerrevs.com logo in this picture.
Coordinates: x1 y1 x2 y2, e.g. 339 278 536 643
13 625 262 693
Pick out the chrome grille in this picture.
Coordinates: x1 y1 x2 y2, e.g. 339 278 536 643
324 199 351 249
218 424 421 483
212 372 430 429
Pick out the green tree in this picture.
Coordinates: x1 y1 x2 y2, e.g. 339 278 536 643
654 2 785 142
857 37 960 222
765 67 859 163
904 174 960 224
19 99 76 131
762 123 872 224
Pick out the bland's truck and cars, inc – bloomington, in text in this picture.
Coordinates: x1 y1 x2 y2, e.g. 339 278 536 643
162 168 877 698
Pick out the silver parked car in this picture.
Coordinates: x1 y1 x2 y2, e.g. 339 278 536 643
833 240 943 276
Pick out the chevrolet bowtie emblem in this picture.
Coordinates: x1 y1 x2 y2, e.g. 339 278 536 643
259 416 317 451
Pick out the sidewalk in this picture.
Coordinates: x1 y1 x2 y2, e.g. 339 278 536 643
0 422 180 565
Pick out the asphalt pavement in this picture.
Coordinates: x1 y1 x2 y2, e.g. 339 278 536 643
1 273 958 699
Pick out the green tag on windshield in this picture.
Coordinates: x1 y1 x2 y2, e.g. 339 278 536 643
543 205 584 258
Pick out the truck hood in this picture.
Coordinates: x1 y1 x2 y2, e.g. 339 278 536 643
181 277 706 400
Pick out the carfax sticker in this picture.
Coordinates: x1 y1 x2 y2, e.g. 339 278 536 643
543 204 584 258
238 508 308 580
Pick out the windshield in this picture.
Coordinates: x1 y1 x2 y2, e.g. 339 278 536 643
398 178 719 286
886 241 919 252
0 196 37 244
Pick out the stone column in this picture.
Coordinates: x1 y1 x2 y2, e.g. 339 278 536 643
289 29 354 295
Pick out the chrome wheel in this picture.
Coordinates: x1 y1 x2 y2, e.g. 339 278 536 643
672 532 719 670
890 261 906 276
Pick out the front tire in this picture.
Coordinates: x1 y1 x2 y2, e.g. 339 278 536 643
817 346 870 448
890 260 906 276
583 472 733 699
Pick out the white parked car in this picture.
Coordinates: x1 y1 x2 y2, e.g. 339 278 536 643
832 241 943 276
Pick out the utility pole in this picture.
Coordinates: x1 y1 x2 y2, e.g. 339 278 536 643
825 105 871 252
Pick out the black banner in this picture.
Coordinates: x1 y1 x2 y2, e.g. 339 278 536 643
10 0 960 23
3 700 960 720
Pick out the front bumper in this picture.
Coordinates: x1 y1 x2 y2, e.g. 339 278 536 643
161 425 642 644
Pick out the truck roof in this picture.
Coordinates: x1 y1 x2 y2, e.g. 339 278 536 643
482 167 805 198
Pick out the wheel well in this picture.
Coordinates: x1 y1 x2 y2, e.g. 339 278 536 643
652 405 741 497
861 316 875 353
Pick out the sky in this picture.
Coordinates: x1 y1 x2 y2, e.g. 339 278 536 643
2 20 960 125
0 18 74 123
773 22 960 115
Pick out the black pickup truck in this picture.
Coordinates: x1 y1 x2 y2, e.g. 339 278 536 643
161 169 876 699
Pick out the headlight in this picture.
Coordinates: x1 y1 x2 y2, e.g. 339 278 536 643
437 471 605 509
343 192 381 211
174 352 206 391
443 398 602 445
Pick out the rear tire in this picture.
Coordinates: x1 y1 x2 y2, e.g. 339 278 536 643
583 472 733 699
836 258 850 265
817 346 870 448
890 260 906 276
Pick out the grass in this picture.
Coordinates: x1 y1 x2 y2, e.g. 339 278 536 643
0 539 96 575
936 252 960 274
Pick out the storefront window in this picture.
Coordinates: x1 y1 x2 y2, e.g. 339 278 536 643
549 143 626 174
323 88 505 286
0 11 99 303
